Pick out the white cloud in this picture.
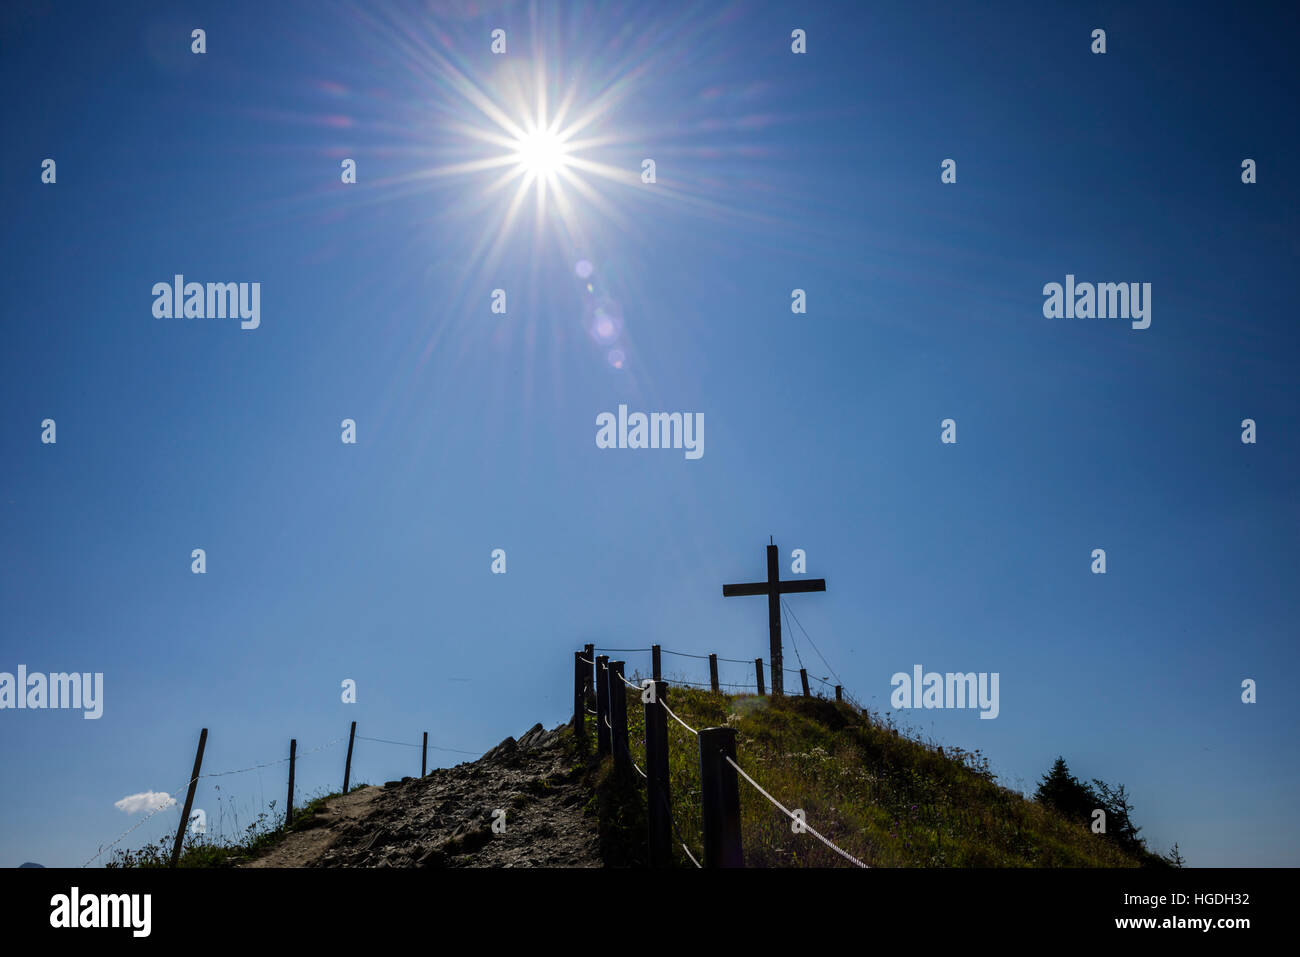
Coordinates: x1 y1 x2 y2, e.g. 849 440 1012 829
114 791 176 815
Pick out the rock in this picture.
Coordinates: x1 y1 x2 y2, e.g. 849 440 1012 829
517 723 545 748
482 736 517 762
244 718 601 869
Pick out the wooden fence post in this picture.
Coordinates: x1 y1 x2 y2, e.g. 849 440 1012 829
645 680 672 867
583 643 595 709
573 650 586 737
709 654 719 693
800 668 811 697
698 726 743 867
835 685 843 702
170 727 207 867
652 644 661 681
595 655 611 758
285 738 296 828
755 658 765 696
422 731 428 776
609 661 630 767
343 720 356 794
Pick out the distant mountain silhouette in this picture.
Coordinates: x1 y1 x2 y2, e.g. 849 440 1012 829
18 862 45 868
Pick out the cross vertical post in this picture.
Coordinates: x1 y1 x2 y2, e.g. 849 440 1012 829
723 540 826 697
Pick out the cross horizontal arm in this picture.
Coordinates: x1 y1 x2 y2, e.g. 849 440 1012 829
723 578 826 597
778 579 826 594
722 582 769 597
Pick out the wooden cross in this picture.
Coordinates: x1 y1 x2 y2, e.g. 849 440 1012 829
722 538 826 696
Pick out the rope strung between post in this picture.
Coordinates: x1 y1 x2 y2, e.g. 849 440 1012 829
615 671 642 691
659 698 698 736
585 708 597 715
579 656 595 665
615 722 703 869
604 715 612 730
594 646 652 653
723 755 868 868
681 842 702 868
650 774 703 869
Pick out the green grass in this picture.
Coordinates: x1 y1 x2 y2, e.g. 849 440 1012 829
589 684 1169 868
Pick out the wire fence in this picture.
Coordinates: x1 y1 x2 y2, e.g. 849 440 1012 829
84 735 347 866
598 644 858 704
84 723 485 867
603 639 952 754
356 734 479 755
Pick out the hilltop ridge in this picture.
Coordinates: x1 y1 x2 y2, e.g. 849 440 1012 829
180 687 1170 869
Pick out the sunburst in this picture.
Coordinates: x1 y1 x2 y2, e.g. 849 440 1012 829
512 125 572 179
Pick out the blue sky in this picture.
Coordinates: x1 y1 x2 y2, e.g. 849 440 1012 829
1 0 1297 867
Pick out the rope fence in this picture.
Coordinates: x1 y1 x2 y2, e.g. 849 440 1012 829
660 699 697 737
725 754 867 868
574 640 870 869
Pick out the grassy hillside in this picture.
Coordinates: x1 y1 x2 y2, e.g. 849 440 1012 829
596 683 1168 868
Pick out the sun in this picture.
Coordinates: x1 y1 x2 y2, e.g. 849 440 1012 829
512 126 571 178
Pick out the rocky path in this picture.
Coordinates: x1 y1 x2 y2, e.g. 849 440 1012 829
242 722 600 868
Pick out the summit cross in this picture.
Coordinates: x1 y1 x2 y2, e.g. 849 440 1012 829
722 538 826 696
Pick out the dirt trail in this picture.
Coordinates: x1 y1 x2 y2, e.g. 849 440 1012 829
242 722 600 868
